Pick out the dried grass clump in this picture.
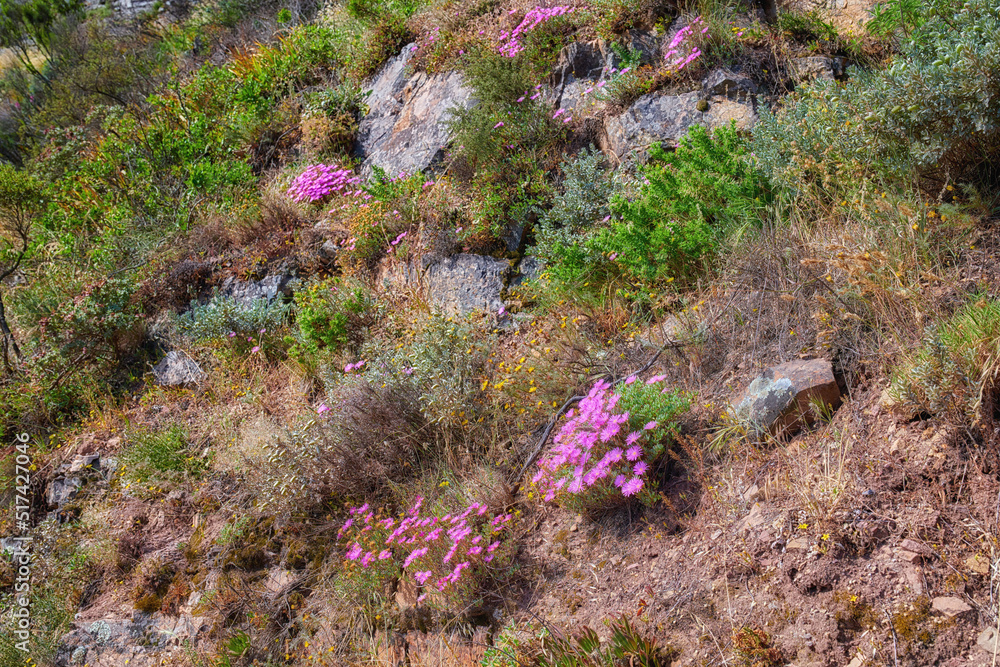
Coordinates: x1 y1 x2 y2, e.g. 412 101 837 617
259 379 431 514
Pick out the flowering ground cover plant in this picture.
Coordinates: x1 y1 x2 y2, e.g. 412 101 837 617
497 6 578 58
286 163 362 203
336 495 514 609
532 376 690 514
663 16 709 72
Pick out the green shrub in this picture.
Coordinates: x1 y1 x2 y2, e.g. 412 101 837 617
598 123 770 284
177 293 290 346
755 0 1000 194
29 276 144 379
448 43 568 240
889 297 1000 424
534 147 616 284
118 425 208 494
866 0 950 39
289 277 378 359
615 378 691 435
355 312 495 427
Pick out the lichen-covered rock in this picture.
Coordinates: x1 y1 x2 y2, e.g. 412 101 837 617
152 351 206 387
219 273 294 306
732 358 841 436
548 33 659 115
702 68 758 100
424 254 509 315
511 256 544 286
46 476 82 508
56 613 208 667
355 45 473 177
603 91 757 160
789 56 847 83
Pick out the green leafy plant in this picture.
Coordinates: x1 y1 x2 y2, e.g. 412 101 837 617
177 293 290 347
117 425 207 495
289 277 377 359
755 0 1000 194
534 146 616 284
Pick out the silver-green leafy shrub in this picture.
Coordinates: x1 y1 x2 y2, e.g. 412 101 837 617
754 0 1000 193
177 293 290 343
534 147 616 283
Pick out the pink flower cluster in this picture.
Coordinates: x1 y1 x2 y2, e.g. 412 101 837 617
498 6 576 57
532 378 660 502
286 164 362 203
344 360 366 373
340 496 512 602
664 16 708 71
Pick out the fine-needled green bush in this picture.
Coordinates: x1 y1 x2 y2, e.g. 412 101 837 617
598 122 770 285
288 277 378 359
447 42 569 240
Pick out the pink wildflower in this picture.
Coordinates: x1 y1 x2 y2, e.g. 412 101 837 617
621 476 644 496
644 421 658 430
626 445 642 461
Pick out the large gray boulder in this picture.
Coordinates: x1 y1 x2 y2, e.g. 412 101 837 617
789 56 847 83
547 33 660 116
702 68 758 100
732 359 841 437
424 254 509 316
152 351 206 387
603 90 757 160
356 45 474 177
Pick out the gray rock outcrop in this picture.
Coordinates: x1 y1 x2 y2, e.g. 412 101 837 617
46 476 82 508
152 351 206 387
355 45 474 177
56 613 208 667
219 273 294 306
789 56 847 83
424 254 510 316
603 90 757 160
